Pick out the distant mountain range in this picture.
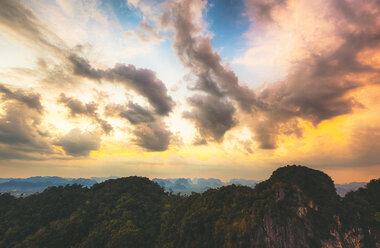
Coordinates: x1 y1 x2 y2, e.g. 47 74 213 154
152 178 259 194
335 182 367 196
0 176 366 197
0 176 115 197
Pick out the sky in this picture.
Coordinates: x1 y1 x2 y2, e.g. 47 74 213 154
0 0 379 183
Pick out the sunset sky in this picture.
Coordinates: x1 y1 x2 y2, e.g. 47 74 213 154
0 0 379 183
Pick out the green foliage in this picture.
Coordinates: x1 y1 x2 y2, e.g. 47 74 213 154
270 165 339 208
253 165 341 240
339 179 380 247
375 212 380 222
0 167 378 248
0 177 169 248
157 185 255 248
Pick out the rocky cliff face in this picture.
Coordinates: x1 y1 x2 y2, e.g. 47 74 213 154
253 187 370 248
321 227 363 248
157 165 379 248
246 166 380 248
252 188 315 248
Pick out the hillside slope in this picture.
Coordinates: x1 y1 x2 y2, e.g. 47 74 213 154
0 165 378 248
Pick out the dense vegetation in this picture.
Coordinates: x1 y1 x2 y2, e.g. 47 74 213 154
0 165 379 248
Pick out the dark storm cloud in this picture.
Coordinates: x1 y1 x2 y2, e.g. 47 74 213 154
133 120 171 152
183 95 237 142
120 102 156 124
0 83 43 112
55 128 101 157
58 94 113 134
69 54 175 116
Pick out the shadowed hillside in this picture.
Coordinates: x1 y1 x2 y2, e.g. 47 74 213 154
0 165 379 248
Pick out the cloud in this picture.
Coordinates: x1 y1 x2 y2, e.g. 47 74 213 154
0 105 47 147
58 93 97 117
120 102 156 124
161 0 380 149
127 0 140 8
55 128 101 157
125 17 164 44
158 0 257 142
0 0 176 154
0 0 379 177
163 0 257 112
0 0 173 117
244 0 287 23
192 136 207 146
0 103 53 160
0 0 65 54
246 0 380 148
58 93 113 134
183 95 237 142
0 83 43 112
349 125 380 167
105 102 172 151
69 54 175 115
133 120 171 151
251 63 363 148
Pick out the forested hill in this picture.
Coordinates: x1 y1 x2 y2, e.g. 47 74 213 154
0 176 363 197
0 165 379 248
